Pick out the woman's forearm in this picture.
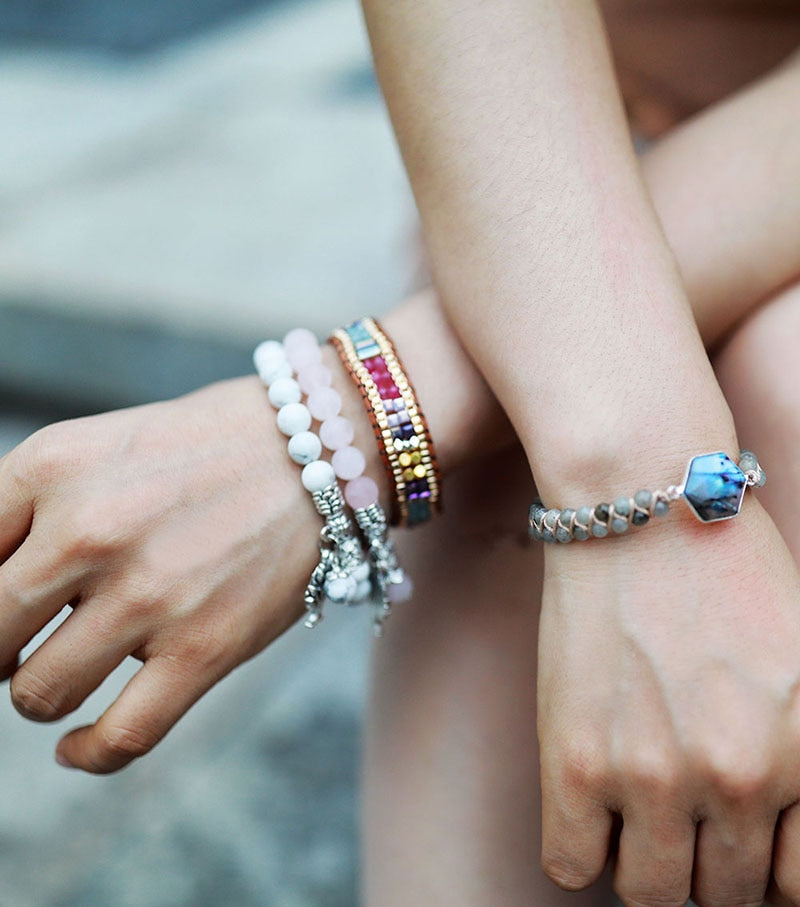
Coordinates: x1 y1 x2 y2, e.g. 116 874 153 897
361 0 736 501
335 42 800 511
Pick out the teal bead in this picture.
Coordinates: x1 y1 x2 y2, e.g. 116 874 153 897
611 516 629 534
613 497 631 516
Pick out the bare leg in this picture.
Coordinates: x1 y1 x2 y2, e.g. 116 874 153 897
715 281 800 562
362 448 613 905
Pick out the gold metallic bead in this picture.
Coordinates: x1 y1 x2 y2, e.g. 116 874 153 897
398 452 412 467
403 467 415 482
413 464 427 479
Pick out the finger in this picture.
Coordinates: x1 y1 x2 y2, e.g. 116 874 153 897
0 539 85 668
10 598 141 722
0 448 35 558
540 755 614 890
692 813 775 907
55 653 220 773
772 801 800 905
613 807 695 907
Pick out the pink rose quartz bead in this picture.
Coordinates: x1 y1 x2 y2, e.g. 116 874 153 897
344 476 379 509
319 415 354 451
332 446 366 481
297 362 332 395
283 327 318 353
307 386 342 422
387 574 414 603
286 341 322 371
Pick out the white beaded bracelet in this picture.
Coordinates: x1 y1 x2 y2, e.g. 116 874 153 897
254 330 411 634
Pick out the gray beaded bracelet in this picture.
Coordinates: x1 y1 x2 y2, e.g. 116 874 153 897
529 450 766 544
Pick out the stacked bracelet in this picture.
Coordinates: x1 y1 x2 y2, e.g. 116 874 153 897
529 450 766 543
330 318 441 527
254 330 410 634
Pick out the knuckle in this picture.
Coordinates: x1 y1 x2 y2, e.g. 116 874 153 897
99 723 161 763
59 503 128 561
619 748 681 802
540 851 598 891
22 422 77 482
699 747 769 801
11 669 66 721
558 739 610 795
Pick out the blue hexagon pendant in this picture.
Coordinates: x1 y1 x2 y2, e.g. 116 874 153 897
681 451 747 522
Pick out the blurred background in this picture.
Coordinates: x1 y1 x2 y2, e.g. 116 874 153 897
0 1 415 903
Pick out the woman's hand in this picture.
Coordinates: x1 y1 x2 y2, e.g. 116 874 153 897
538 502 800 905
0 377 317 773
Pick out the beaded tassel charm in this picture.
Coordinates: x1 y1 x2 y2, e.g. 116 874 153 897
304 481 371 628
353 502 412 635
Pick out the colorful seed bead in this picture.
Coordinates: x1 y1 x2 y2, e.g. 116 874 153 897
330 317 442 527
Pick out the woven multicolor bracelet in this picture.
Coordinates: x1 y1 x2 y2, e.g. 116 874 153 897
529 449 766 543
254 329 410 634
330 318 442 527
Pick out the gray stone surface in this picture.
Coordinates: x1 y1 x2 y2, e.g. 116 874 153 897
0 0 414 352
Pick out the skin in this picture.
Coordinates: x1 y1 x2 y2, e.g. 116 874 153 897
0 3 797 903
360 1 800 904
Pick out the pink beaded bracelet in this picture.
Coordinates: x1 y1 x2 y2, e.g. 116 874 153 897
254 329 411 633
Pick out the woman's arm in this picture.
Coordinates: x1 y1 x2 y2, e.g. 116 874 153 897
360 1 800 903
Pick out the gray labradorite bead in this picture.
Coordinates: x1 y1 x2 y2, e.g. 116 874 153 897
543 509 560 530
634 489 652 509
559 508 575 526
591 522 609 538
611 516 629 534
613 497 631 516
631 510 649 527
542 527 555 542
528 522 542 541
738 450 758 473
576 506 593 526
556 526 572 543
654 499 670 517
573 526 590 541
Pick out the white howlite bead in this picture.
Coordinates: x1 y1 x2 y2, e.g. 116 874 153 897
258 358 293 386
253 340 285 372
268 376 301 408
287 431 322 465
355 579 372 601
325 574 356 603
301 460 336 492
276 403 312 437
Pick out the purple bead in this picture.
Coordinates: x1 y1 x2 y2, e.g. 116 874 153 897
393 424 415 441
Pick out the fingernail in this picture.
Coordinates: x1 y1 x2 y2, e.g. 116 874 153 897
55 752 75 769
